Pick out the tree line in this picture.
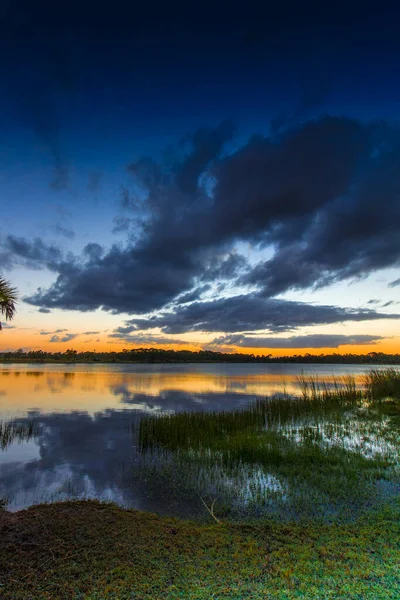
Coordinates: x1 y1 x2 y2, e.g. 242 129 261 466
1 348 400 364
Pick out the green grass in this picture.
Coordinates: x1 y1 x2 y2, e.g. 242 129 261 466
0 499 399 600
364 367 400 400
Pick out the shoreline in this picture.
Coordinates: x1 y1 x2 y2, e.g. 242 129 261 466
1 358 400 365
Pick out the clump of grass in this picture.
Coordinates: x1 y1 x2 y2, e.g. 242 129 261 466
0 419 38 450
297 373 362 405
364 367 400 401
139 376 362 454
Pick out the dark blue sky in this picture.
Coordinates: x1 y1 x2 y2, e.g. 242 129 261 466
1 0 400 353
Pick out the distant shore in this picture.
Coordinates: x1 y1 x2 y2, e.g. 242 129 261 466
1 348 400 364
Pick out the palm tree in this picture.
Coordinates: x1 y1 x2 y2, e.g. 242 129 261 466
0 277 17 330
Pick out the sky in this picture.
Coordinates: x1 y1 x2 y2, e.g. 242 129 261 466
1 0 400 356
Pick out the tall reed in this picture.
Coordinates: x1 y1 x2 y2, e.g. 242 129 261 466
363 367 400 400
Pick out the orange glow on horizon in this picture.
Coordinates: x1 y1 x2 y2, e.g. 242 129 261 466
1 328 399 356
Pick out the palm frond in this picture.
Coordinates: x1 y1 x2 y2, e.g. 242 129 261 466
0 277 18 323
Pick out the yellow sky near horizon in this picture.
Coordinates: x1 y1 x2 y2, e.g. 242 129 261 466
2 326 400 356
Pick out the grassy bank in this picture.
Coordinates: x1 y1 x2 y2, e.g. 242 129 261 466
1 500 399 600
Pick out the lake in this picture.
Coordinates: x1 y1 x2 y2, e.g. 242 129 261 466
0 363 399 520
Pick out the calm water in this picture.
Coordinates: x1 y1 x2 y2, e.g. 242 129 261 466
0 363 396 515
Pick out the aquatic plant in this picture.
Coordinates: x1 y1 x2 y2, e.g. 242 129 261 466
364 367 400 400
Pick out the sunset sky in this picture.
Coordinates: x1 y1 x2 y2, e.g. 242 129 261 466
1 1 400 356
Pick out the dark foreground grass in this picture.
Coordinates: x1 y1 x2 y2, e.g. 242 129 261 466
0 500 399 600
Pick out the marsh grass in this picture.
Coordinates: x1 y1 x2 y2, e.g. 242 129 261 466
137 371 400 522
364 367 400 400
0 419 38 450
139 374 362 452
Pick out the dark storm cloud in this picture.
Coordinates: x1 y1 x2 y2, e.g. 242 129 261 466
22 117 400 330
25 243 201 313
121 295 398 335
201 253 249 283
1 235 63 271
38 308 51 314
176 285 212 304
174 121 235 194
211 333 384 349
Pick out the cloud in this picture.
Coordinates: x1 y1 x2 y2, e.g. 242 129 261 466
38 308 52 313
53 224 75 240
389 278 400 288
112 216 133 234
108 332 191 346
49 333 78 343
40 329 67 335
176 284 212 304
122 294 399 334
211 333 384 349
1 235 63 271
83 331 100 335
174 121 235 194
19 117 400 333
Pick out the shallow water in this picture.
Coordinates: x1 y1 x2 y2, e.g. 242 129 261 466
0 363 398 517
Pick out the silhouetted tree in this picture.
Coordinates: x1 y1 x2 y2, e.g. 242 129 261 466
0 277 17 330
